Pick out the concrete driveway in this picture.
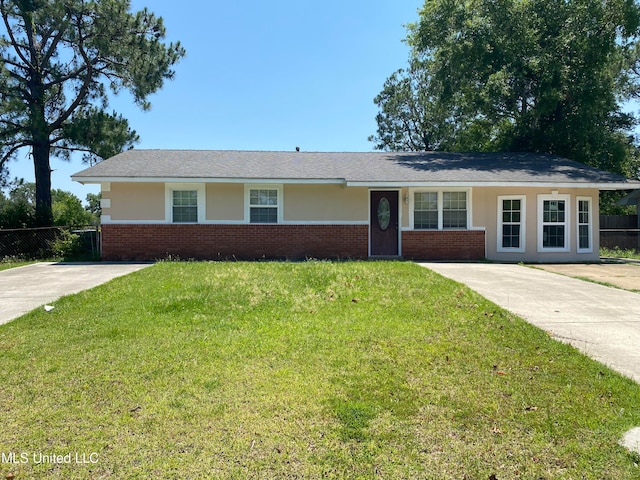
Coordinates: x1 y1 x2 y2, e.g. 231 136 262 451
420 262 640 384
0 262 151 325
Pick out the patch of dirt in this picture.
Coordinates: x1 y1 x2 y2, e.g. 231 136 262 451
533 261 640 292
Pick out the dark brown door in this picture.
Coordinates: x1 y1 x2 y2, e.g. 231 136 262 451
370 190 399 256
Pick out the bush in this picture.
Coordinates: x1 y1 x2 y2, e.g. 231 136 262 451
49 230 85 260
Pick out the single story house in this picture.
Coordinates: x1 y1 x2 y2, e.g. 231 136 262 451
71 150 640 262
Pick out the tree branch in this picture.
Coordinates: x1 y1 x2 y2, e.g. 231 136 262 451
0 0 32 67
40 26 67 68
0 141 31 166
50 143 95 155
48 14 95 132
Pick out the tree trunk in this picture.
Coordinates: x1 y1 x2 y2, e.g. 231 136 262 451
33 142 53 227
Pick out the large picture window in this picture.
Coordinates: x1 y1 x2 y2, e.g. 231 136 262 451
537 194 570 252
412 190 469 230
497 196 525 252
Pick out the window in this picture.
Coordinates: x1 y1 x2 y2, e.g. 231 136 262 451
498 196 525 252
443 192 467 229
412 190 469 230
172 190 198 223
577 197 592 253
537 194 570 252
249 188 279 223
166 183 204 224
414 192 438 229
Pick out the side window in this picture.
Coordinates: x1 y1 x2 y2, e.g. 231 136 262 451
577 197 592 253
498 196 525 252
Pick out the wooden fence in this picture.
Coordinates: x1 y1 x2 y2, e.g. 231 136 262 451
599 215 639 251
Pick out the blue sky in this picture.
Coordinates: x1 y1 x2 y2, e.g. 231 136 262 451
6 0 422 200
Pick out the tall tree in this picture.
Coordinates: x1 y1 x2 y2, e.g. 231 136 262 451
371 0 640 179
0 0 185 225
369 59 457 151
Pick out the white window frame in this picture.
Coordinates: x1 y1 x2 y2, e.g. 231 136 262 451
497 195 526 253
576 196 593 253
244 184 283 224
165 183 206 224
409 188 471 230
537 193 570 252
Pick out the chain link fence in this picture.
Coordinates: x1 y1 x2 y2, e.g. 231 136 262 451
0 226 100 260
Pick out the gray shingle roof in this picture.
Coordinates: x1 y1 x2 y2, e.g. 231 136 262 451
71 149 640 187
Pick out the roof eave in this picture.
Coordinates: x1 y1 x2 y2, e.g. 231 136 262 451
71 176 640 191
346 181 640 190
71 176 348 185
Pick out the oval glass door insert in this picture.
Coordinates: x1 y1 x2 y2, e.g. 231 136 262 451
377 197 391 230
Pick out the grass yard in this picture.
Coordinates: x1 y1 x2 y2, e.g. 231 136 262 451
1 261 639 479
0 259 35 271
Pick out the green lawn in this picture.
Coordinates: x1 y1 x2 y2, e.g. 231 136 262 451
1 261 639 479
0 259 36 271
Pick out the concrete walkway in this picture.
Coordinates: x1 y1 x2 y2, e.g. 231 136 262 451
419 263 640 384
0 262 151 325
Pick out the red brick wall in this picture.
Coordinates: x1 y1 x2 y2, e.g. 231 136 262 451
402 230 486 260
101 224 486 261
101 224 369 261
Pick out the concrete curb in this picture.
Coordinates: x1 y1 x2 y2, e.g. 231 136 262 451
621 427 640 455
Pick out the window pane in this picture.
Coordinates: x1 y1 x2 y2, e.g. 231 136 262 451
172 190 198 223
415 210 438 229
543 225 565 248
579 225 590 249
415 192 437 211
250 189 278 206
443 210 467 229
579 200 589 224
443 191 466 210
502 225 520 248
543 200 566 223
250 207 277 223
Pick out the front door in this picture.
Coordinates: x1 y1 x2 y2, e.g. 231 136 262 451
370 190 399 256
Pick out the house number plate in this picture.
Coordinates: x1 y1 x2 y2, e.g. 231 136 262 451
377 197 391 230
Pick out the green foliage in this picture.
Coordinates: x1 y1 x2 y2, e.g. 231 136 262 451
372 0 640 178
0 181 36 227
85 192 102 218
600 246 640 259
369 60 457 151
0 182 96 228
0 0 185 224
48 229 83 259
60 108 139 166
51 189 96 226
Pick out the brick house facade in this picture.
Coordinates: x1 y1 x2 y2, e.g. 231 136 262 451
72 150 640 262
